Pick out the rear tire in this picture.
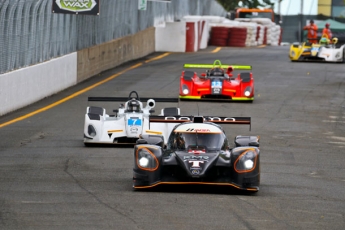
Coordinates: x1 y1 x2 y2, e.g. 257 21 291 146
84 142 93 147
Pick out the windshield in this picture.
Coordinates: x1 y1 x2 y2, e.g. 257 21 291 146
238 12 273 20
168 132 226 151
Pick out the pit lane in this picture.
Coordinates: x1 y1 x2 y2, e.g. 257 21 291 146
0 46 344 229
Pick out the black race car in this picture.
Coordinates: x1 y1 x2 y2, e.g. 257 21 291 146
133 115 260 193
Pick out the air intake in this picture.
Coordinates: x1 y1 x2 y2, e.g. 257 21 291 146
193 116 204 123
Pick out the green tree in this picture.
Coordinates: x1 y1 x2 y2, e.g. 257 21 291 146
216 0 281 11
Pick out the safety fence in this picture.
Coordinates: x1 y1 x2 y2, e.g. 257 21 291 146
0 0 226 74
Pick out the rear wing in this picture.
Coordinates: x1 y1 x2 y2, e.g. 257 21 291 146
183 60 252 70
149 115 251 131
88 97 179 102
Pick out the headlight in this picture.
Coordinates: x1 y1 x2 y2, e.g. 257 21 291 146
291 51 295 57
244 159 254 169
139 156 149 167
136 148 158 171
88 125 96 137
335 52 340 58
234 149 257 173
182 84 190 95
244 86 252 97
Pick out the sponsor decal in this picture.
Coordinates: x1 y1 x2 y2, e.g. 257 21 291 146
130 127 138 133
319 52 330 57
188 149 206 154
184 155 209 160
163 116 236 122
191 169 200 175
207 117 236 121
52 0 100 15
188 160 205 167
186 128 210 132
165 116 191 121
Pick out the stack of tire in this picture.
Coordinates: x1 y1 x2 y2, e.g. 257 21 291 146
227 27 247 47
209 26 230 46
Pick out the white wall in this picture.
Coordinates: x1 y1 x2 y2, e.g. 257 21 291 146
155 22 186 52
0 53 77 116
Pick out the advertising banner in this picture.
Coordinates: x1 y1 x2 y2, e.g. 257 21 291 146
52 0 100 15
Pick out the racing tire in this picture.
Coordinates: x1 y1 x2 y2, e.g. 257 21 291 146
84 142 94 147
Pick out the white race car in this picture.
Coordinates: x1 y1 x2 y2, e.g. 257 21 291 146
83 91 179 146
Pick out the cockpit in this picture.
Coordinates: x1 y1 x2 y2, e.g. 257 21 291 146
209 67 225 76
168 131 227 151
126 99 141 112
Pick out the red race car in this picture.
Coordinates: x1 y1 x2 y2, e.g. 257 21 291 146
179 60 254 102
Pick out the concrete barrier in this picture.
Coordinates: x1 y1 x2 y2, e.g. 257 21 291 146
155 17 208 53
0 53 77 116
77 27 155 83
155 22 186 52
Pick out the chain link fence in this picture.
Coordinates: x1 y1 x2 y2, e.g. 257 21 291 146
0 0 226 74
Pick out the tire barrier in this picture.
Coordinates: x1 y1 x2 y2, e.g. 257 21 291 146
209 23 282 47
209 26 231 46
228 27 247 47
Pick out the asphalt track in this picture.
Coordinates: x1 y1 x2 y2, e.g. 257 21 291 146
0 46 344 230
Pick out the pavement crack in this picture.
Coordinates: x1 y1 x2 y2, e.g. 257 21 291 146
63 158 141 229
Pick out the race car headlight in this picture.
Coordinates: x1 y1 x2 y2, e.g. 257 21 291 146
87 125 96 137
234 149 257 173
182 84 190 95
139 156 150 167
244 86 252 97
244 159 254 169
290 51 295 57
335 52 341 58
136 148 159 171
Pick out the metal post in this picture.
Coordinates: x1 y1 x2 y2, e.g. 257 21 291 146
299 0 304 42
278 0 282 24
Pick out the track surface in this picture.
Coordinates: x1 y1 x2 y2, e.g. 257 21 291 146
0 46 345 230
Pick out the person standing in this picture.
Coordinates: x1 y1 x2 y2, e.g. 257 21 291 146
303 20 318 44
322 23 332 40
